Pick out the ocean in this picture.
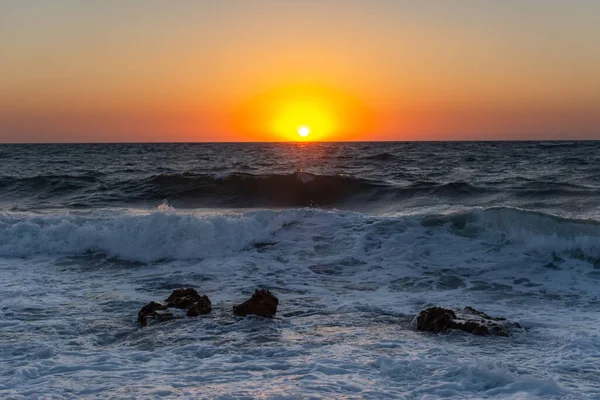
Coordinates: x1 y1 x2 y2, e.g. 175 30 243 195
1 141 599 399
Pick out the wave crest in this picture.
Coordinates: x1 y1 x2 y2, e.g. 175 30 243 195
0 209 301 262
423 207 600 261
1 207 599 264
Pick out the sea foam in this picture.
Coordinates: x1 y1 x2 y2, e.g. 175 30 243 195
0 209 301 262
1 207 599 265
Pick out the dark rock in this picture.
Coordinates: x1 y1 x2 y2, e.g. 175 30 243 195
137 301 168 327
153 311 178 324
412 306 521 336
165 288 203 309
233 289 279 318
138 288 212 327
412 307 457 334
187 295 212 317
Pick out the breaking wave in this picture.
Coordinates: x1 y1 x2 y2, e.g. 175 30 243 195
1 207 599 263
0 209 301 262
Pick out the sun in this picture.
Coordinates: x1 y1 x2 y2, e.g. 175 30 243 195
297 126 310 138
233 83 373 141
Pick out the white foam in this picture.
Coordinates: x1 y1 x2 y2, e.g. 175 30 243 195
1 207 599 398
0 208 302 262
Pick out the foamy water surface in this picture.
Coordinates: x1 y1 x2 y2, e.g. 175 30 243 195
1 142 600 398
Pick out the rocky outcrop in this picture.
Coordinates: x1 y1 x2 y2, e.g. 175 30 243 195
137 288 211 327
187 295 212 317
233 289 278 318
165 288 211 314
412 306 522 337
137 301 174 327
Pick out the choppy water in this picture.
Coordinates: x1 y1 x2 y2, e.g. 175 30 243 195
1 142 600 399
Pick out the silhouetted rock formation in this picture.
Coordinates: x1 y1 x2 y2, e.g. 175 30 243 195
412 306 521 336
233 289 278 318
137 288 211 327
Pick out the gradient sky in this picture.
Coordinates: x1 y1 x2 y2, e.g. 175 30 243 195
1 0 599 142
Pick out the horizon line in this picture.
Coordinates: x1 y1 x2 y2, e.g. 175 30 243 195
1 138 599 145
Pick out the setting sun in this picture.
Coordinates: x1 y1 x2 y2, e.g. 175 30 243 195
298 126 310 138
233 84 372 141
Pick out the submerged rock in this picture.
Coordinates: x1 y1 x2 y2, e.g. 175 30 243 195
233 289 279 318
138 288 212 327
412 306 521 336
137 301 169 327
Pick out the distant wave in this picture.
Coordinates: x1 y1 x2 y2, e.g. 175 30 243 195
404 180 490 196
363 152 399 161
537 141 580 148
89 172 501 207
0 174 103 206
0 171 372 207
1 170 599 209
0 171 389 208
0 174 101 191
129 171 386 207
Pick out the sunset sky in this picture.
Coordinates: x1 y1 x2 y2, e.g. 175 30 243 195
1 0 599 142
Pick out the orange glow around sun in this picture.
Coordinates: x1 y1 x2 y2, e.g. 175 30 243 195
233 84 372 141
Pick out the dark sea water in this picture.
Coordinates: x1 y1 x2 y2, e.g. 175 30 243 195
2 141 600 215
1 142 600 399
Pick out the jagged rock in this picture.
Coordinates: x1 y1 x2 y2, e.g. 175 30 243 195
412 306 521 337
137 301 169 327
233 289 278 318
187 295 212 317
412 307 457 334
165 288 204 309
138 288 212 327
